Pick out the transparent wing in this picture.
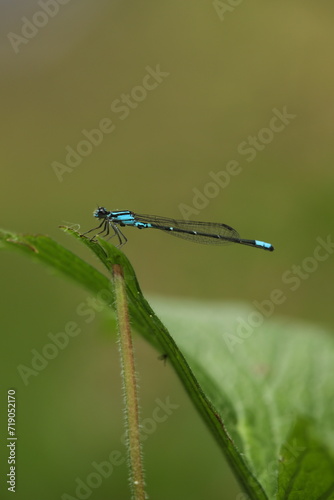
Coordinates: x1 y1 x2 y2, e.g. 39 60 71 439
133 213 240 245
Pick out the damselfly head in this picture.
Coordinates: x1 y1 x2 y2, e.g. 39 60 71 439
93 207 109 219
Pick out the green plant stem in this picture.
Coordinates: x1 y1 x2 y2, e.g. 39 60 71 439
112 263 146 500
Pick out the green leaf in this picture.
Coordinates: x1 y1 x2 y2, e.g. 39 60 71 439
277 418 334 499
0 228 109 293
1 227 334 499
152 299 334 499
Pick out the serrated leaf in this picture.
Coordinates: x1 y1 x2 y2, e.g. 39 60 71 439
152 298 334 499
1 228 334 499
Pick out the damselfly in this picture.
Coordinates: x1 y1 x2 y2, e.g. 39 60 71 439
84 207 274 251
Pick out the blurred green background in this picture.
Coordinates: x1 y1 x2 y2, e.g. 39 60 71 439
1 1 334 499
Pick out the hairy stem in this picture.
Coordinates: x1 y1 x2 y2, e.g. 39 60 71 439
112 264 146 500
